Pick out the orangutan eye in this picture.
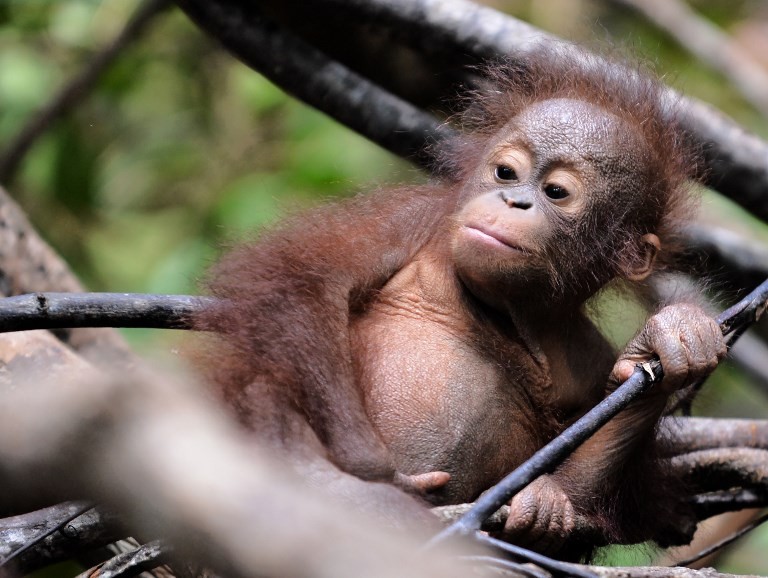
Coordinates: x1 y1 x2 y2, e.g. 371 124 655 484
495 165 517 182
544 183 569 200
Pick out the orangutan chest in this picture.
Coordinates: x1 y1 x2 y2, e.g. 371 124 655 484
350 307 551 501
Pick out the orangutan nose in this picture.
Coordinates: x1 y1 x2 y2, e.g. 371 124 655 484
500 188 533 210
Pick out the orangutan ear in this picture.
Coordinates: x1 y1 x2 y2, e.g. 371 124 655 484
625 233 661 282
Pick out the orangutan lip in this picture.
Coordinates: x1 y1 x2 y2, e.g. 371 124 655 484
463 224 526 253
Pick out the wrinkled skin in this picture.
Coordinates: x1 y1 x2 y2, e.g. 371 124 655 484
199 97 726 555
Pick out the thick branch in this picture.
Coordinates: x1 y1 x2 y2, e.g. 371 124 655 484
0 504 120 574
672 448 768 492
662 417 768 454
683 224 768 291
177 0 768 219
316 0 768 217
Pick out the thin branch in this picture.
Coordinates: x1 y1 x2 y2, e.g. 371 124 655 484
473 533 597 578
0 293 213 333
76 540 170 578
0 0 173 184
612 0 768 118
459 556 550 578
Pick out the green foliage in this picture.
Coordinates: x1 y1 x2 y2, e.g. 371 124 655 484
0 1 409 355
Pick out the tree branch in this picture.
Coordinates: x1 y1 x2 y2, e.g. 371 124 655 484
175 0 768 220
662 417 768 454
76 540 170 578
0 503 120 575
324 0 768 218
0 293 212 333
683 224 768 292
0 369 483 578
0 185 135 367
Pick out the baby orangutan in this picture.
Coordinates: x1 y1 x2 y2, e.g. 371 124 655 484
195 49 726 557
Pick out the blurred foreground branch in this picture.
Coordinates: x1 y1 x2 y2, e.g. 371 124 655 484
0 366 488 578
1 366 763 577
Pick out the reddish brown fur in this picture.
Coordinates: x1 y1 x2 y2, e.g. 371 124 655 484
442 47 697 278
193 48 715 556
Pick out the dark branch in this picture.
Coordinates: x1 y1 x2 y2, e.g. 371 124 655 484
0 293 214 333
312 0 768 219
0 503 120 574
683 224 768 292
662 417 768 454
0 0 173 184
673 447 768 493
175 0 768 220
690 488 768 520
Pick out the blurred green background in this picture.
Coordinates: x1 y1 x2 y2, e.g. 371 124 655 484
2 0 768 574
